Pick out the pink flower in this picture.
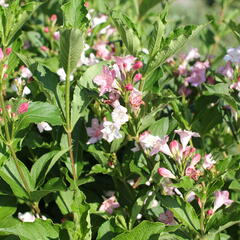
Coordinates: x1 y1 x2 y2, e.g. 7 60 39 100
151 136 172 157
139 131 159 150
40 46 49 52
185 166 200 181
99 196 120 214
86 118 103 144
217 61 234 79
94 42 113 60
129 88 144 110
44 27 49 33
183 146 196 159
0 48 4 60
18 102 29 114
158 168 176 179
186 61 209 87
213 191 233 213
115 56 136 72
186 191 196 202
159 210 176 225
230 80 240 91
93 66 116 96
134 73 142 82
190 153 201 167
178 85 192 97
174 129 200 151
50 14 57 22
203 154 215 170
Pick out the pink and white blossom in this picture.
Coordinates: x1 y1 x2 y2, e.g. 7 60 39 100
18 102 29 114
93 66 116 96
111 105 129 126
150 136 172 157
57 68 74 82
20 66 32 79
190 153 201 167
186 191 196 202
158 168 176 179
0 0 8 7
159 210 176 225
218 61 234 79
18 212 36 222
94 41 113 60
230 80 240 91
37 122 52 133
213 191 233 213
114 56 136 72
185 166 200 181
139 131 160 150
99 196 120 214
86 118 103 144
129 88 144 110
186 61 209 87
174 129 200 151
101 121 122 143
203 154 216 170
224 47 240 64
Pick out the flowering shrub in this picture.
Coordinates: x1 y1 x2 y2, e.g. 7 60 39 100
0 0 239 239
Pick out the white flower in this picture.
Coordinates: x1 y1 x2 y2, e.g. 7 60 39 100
18 212 36 222
203 154 216 170
11 78 31 96
111 105 129 126
21 67 32 79
101 121 122 143
224 47 240 64
139 131 160 150
0 0 9 7
137 213 142 220
57 68 74 82
92 14 108 28
37 122 52 133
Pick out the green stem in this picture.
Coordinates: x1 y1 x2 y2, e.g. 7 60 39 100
65 71 77 183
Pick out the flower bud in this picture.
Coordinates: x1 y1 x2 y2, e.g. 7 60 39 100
134 73 142 82
158 168 176 179
6 48 12 55
190 153 201 167
207 209 213 216
0 108 2 114
125 84 133 91
53 31 60 40
6 105 12 117
11 112 18 121
133 61 143 70
44 27 49 33
50 14 57 22
18 102 29 114
40 46 49 52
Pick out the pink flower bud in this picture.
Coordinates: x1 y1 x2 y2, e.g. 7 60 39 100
197 198 202 209
183 147 196 159
125 84 133 91
53 31 60 40
134 73 142 82
207 209 213 216
6 105 11 111
18 102 29 114
84 2 89 7
40 46 49 52
158 168 176 179
0 48 4 60
11 112 17 120
44 27 49 33
133 61 143 70
170 140 181 155
190 153 201 167
6 48 12 55
50 14 57 22
0 108 2 114
3 73 8 79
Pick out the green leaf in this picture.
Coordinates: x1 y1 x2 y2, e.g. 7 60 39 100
160 195 200 232
147 24 206 77
112 221 165 240
139 0 162 17
15 101 62 132
0 218 59 240
110 10 141 55
30 149 69 188
61 0 89 29
149 117 169 137
0 195 17 220
71 85 92 130
0 159 34 199
148 18 165 57
110 132 125 153
56 190 74 215
60 28 85 75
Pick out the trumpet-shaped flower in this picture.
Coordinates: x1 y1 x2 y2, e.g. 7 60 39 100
111 105 129 126
129 88 144 110
99 196 120 214
224 47 240 64
115 55 136 72
218 61 234 79
139 131 160 150
174 129 200 151
101 121 122 143
158 168 176 179
150 136 172 157
93 66 116 96
203 154 216 170
213 191 233 213
86 118 103 144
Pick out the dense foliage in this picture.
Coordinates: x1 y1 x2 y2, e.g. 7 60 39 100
0 0 239 239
